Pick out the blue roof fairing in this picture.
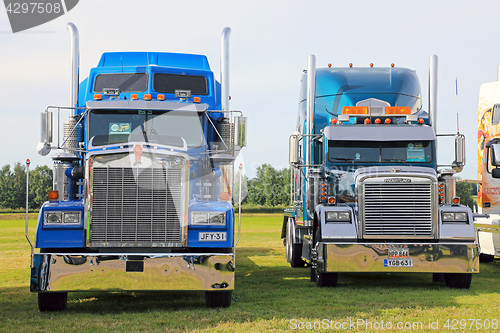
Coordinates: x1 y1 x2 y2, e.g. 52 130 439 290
97 52 211 70
77 52 218 110
300 67 422 116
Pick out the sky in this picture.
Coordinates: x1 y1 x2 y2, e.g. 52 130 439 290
1 0 500 180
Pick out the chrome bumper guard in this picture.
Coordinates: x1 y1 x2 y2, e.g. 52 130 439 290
31 252 234 292
316 243 479 273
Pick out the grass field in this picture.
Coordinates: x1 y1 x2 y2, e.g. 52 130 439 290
1 213 500 332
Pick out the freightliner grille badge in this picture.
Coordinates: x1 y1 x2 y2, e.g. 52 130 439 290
384 178 411 183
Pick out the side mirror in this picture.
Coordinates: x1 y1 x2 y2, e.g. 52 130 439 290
452 134 465 172
40 111 53 143
38 111 53 156
491 143 500 166
289 132 300 165
234 116 247 149
492 168 500 179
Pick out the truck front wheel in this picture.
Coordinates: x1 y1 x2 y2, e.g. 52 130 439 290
205 291 232 308
286 219 305 268
38 292 68 311
444 273 472 289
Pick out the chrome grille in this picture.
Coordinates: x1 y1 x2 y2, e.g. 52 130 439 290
91 167 182 247
363 182 433 238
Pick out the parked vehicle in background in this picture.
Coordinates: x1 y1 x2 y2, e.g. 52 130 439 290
282 55 478 289
475 66 500 262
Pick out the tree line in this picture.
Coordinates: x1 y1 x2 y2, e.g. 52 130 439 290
0 163 53 210
0 161 477 210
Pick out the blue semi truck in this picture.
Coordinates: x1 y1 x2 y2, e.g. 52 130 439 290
283 55 479 288
28 23 246 311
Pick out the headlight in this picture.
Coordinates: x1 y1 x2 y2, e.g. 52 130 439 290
209 212 226 225
326 211 351 223
44 211 81 225
45 212 62 224
441 211 468 223
191 212 226 226
192 212 209 224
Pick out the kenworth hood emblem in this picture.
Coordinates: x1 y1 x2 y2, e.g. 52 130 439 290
384 178 411 183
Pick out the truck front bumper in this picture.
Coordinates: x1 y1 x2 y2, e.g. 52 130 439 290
30 252 234 292
316 243 479 273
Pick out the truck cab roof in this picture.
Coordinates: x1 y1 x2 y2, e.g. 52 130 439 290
78 51 219 110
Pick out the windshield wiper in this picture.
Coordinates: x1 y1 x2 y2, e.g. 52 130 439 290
382 159 410 163
330 157 355 162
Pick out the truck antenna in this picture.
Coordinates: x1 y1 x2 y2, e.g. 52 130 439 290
121 56 126 100
455 76 459 133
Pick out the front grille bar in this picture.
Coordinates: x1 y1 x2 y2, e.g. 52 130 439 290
90 166 183 247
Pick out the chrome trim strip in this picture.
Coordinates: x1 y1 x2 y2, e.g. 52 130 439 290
31 253 234 292
318 243 479 273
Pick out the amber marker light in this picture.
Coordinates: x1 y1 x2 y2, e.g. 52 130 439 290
385 106 411 114
328 197 336 204
342 106 369 114
418 118 424 124
375 118 381 124
349 63 353 67
94 94 102 100
193 97 201 103
157 94 165 101
385 118 391 124
370 63 374 67
364 118 370 124
328 63 332 68
144 94 151 101
48 190 59 201
131 94 139 100
391 63 395 68
452 197 460 205
332 118 338 125
220 192 229 201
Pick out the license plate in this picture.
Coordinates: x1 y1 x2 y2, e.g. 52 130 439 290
198 232 227 242
384 258 414 267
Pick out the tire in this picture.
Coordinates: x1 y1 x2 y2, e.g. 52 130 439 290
38 292 68 312
444 273 472 289
479 254 495 263
205 291 232 308
316 272 338 288
285 219 305 268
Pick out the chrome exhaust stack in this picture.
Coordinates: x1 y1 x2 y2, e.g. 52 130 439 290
221 27 231 114
429 54 438 135
67 22 79 114
305 54 316 221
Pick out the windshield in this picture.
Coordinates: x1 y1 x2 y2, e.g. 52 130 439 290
328 140 433 163
89 109 204 148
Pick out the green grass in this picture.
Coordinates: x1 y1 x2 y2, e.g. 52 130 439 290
1 213 500 332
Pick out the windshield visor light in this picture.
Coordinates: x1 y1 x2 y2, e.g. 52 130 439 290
44 211 81 225
342 106 369 115
442 211 468 223
325 211 351 223
385 106 411 115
